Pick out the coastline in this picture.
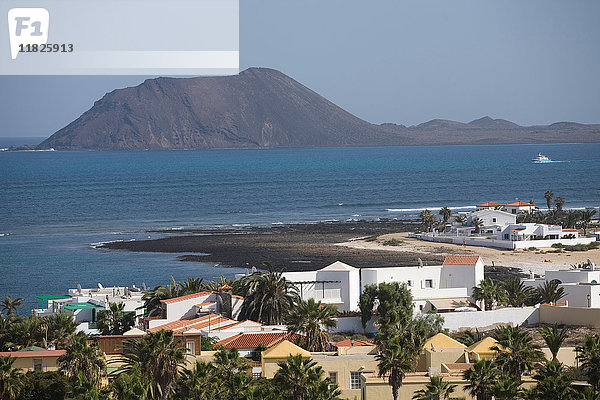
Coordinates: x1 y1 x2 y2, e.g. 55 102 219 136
100 220 528 280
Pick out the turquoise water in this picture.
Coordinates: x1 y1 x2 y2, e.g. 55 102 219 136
1 143 599 313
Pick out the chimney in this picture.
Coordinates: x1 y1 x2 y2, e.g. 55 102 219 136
218 285 233 319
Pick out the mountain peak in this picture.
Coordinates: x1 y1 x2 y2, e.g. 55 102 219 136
468 116 520 129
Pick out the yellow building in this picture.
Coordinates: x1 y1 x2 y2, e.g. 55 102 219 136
467 336 501 360
417 333 468 372
262 340 379 400
0 347 65 372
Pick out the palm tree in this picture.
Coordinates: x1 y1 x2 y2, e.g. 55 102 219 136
97 302 135 335
419 209 436 232
119 329 187 399
471 217 484 234
0 356 22 400
563 210 581 229
0 297 23 317
576 335 600 397
212 347 250 383
555 196 565 211
141 277 182 317
108 364 148 400
463 358 499 400
5 316 44 350
491 373 520 400
492 325 544 380
532 361 578 400
202 275 236 292
376 332 417 400
176 277 205 294
173 360 219 400
439 207 452 225
544 190 554 210
58 332 106 388
454 215 466 225
502 278 534 307
455 328 483 347
412 376 457 400
472 278 504 311
238 264 299 325
273 354 341 400
287 298 337 352
45 312 79 349
538 324 568 363
535 280 566 305
580 209 597 235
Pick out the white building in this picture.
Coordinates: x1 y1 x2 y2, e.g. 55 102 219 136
522 263 600 308
271 257 483 313
147 286 244 330
361 255 484 312
33 284 147 334
279 261 360 312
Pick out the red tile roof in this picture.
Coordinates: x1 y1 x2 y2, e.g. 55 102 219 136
476 202 502 207
505 201 534 207
194 301 216 307
443 255 481 266
0 350 66 358
160 291 212 304
215 332 302 349
333 339 375 347
148 313 236 333
212 319 262 331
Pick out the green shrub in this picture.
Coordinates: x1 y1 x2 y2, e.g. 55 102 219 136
382 239 403 246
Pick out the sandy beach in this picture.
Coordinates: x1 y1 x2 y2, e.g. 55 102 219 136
337 232 600 276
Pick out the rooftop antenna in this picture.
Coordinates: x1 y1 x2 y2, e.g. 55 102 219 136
251 266 257 274
77 284 82 294
98 283 104 290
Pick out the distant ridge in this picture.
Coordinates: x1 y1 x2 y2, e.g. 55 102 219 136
39 68 600 150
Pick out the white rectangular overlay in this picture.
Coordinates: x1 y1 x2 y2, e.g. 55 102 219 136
1 0 239 75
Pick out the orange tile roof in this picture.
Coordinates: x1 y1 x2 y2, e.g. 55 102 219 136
442 255 481 266
160 291 212 304
333 339 375 347
195 301 216 307
0 350 66 358
218 285 233 290
212 319 262 331
215 332 302 349
476 202 502 207
148 313 235 333
505 201 534 207
232 295 244 300
562 229 578 232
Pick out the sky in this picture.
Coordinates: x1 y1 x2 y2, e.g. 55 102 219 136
1 0 599 138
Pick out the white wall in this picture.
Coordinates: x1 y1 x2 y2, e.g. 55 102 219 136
331 307 539 333
442 307 539 332
560 283 600 308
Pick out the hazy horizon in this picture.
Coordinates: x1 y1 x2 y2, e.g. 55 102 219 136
1 0 599 138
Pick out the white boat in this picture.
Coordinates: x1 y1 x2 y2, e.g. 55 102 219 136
531 153 552 163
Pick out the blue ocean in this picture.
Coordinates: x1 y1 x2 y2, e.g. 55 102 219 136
1 143 599 313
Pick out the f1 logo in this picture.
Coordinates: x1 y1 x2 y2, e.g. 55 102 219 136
7 8 49 59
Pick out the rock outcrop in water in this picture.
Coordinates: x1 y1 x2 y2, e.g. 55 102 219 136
39 68 600 150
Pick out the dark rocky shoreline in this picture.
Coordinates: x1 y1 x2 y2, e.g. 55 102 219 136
101 220 447 271
100 220 525 280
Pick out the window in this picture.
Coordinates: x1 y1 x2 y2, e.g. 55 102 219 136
33 358 43 371
329 371 338 384
492 218 497 223
512 209 516 214
186 341 195 355
350 372 361 389
425 279 433 288
504 234 509 240
407 280 412 287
